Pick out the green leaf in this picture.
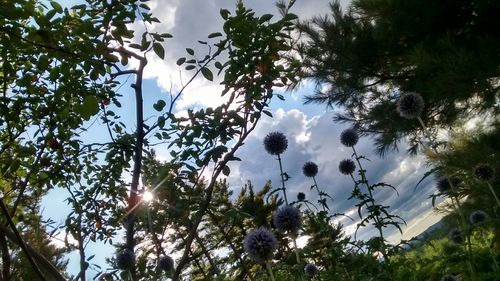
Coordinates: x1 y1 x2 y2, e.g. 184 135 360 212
259 14 273 23
208 32 223 38
153 100 166 112
176 57 186 66
153 42 165 59
186 48 194 55
185 65 196 71
284 13 298 21
201 67 213 81
220 9 230 20
129 43 142 49
263 110 273 117
215 61 223 69
50 1 62 12
222 165 230 176
414 167 439 191
75 96 100 121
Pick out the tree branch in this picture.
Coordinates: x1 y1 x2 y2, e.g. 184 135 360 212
0 198 48 281
124 54 147 280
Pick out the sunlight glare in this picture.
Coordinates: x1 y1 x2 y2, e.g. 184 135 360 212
142 191 154 202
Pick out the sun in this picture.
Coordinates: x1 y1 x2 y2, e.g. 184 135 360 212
142 191 154 202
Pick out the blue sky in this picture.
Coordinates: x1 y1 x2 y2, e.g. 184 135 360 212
39 0 445 278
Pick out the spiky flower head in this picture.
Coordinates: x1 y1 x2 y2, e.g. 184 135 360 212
339 159 356 175
243 227 278 263
157 255 174 273
116 249 135 270
263 131 288 156
474 163 495 181
448 228 463 244
297 192 306 201
469 210 488 225
441 275 457 281
396 92 425 119
302 161 319 177
304 263 318 277
435 176 460 193
340 128 359 147
274 205 302 233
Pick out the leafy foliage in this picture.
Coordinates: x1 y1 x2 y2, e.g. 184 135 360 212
295 0 500 155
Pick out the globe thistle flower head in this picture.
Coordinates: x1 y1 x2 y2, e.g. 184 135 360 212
441 275 457 281
297 192 306 201
157 255 174 273
340 128 359 147
244 227 278 263
116 249 135 270
339 159 356 175
448 228 463 244
302 161 319 177
304 263 318 277
435 176 460 193
474 163 495 181
469 210 488 225
273 205 302 233
263 131 288 156
396 92 425 119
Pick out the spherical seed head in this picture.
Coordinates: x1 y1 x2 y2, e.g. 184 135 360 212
116 249 135 270
273 205 302 233
435 176 460 193
244 227 278 263
474 163 495 181
448 228 463 244
441 275 457 281
263 131 288 156
304 263 318 277
339 159 356 175
396 92 425 119
297 192 306 201
157 255 174 272
302 161 319 177
340 128 359 147
469 210 488 225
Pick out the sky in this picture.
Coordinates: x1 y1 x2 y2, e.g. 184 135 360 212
40 0 446 277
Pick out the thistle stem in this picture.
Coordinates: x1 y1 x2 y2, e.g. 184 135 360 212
452 194 477 280
349 146 391 265
293 238 301 264
486 182 500 208
266 261 276 281
277 154 289 205
351 147 386 242
312 176 327 213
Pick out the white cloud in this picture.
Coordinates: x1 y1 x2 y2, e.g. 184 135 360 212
122 0 347 111
227 107 440 243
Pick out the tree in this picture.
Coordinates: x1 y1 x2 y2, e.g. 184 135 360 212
1 0 299 280
295 0 500 155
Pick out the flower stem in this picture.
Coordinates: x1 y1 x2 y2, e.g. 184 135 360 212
293 238 301 264
348 147 391 267
487 182 500 208
266 261 276 281
452 194 477 280
312 176 327 213
277 154 289 205
351 147 386 247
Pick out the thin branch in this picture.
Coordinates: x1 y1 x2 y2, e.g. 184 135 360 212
0 198 48 281
0 222 66 281
0 234 10 281
173 101 266 280
124 53 147 280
